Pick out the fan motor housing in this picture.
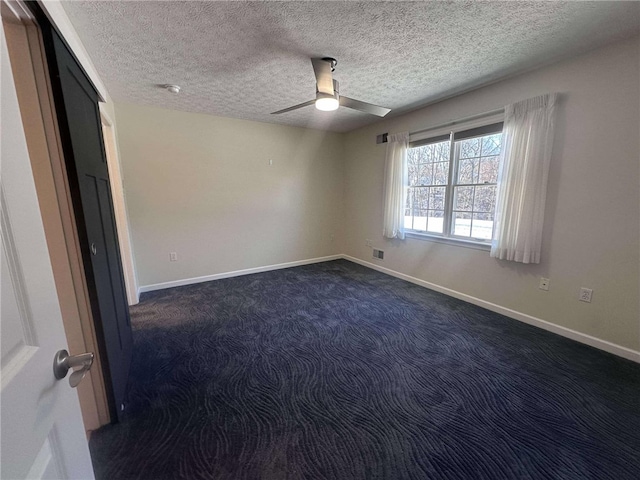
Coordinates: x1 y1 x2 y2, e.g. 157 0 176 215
316 79 339 96
316 80 339 102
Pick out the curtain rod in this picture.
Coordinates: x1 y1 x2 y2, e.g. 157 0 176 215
376 107 505 144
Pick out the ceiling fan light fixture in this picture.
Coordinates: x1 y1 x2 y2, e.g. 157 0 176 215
315 96 339 111
315 85 339 111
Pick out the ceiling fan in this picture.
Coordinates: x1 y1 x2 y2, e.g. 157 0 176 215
271 57 391 117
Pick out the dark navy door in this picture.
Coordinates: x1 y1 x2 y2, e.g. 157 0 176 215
43 27 133 422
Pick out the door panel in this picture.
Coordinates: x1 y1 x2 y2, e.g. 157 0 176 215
42 27 133 421
1 23 93 478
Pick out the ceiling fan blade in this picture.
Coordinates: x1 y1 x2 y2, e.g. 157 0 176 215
271 99 315 115
311 58 334 95
340 96 391 117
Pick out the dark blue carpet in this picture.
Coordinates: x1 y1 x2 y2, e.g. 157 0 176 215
89 259 640 479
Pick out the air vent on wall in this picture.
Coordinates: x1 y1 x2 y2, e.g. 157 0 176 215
373 249 384 260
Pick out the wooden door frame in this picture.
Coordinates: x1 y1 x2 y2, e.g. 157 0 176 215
100 108 139 306
2 0 110 430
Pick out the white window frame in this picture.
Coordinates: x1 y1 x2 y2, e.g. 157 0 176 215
406 113 505 248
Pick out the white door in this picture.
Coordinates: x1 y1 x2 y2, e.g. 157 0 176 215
1 22 94 479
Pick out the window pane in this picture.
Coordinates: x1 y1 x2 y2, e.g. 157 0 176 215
404 188 413 229
457 158 478 184
418 163 433 186
408 162 419 186
415 187 429 210
423 145 436 163
408 148 420 166
429 187 445 211
453 212 471 237
478 156 500 184
471 213 493 240
473 185 497 213
481 134 502 156
409 141 451 186
413 210 428 231
460 137 481 159
453 186 474 211
405 188 413 215
433 162 449 185
414 146 429 163
434 142 451 162
417 142 449 163
420 144 431 162
426 210 444 233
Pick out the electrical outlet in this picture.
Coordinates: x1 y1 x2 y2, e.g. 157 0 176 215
169 252 178 262
539 277 550 291
365 239 373 247
579 288 593 303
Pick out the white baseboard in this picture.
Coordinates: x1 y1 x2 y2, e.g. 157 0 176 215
138 255 343 294
343 255 640 364
138 253 639 363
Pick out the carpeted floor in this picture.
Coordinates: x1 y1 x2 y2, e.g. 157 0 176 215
89 260 640 480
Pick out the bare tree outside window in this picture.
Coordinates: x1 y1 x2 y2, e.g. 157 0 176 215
405 141 450 233
405 127 503 242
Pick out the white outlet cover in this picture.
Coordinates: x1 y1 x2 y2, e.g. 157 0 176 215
579 288 593 303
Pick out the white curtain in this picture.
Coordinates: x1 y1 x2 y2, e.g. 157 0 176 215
491 93 558 263
383 132 409 239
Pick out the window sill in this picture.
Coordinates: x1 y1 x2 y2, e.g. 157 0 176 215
405 231 491 251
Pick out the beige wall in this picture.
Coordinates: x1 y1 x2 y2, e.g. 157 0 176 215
114 36 638 354
343 36 640 351
115 103 345 287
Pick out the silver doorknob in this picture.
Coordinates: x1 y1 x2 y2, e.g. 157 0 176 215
53 349 94 388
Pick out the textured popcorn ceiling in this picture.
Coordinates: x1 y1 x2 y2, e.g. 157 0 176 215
62 1 640 132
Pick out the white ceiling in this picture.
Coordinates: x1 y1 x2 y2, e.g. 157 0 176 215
62 1 640 133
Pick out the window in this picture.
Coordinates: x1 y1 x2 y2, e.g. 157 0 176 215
405 122 503 243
